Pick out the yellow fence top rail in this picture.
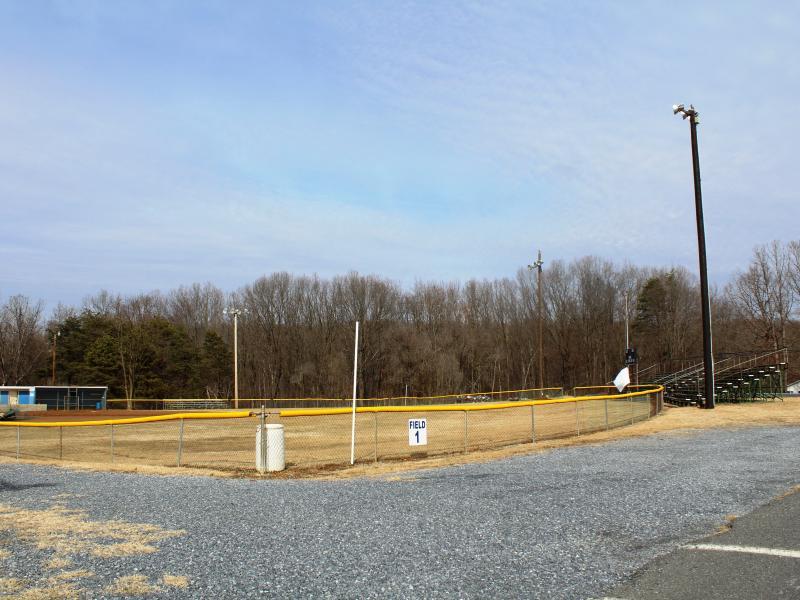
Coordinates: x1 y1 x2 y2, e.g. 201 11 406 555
0 411 254 428
1 385 662 424
279 385 663 418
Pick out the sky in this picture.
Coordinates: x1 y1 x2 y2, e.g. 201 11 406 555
1 1 798 309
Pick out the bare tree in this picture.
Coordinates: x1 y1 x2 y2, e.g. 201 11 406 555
0 295 46 385
167 282 226 347
729 241 796 351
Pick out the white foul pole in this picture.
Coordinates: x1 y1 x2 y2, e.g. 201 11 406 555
233 311 239 409
350 321 360 465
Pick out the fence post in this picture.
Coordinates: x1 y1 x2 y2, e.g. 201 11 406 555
575 400 580 435
177 419 184 467
605 398 609 430
373 412 378 463
110 424 115 463
629 395 634 425
530 404 536 443
59 426 63 460
463 410 468 454
259 409 267 473
16 427 20 459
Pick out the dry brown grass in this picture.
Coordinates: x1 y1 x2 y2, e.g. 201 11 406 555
14 582 82 600
775 484 800 500
0 577 25 593
322 398 800 480
43 555 72 569
0 548 11 560
0 398 796 481
0 502 187 598
103 574 160 596
0 453 235 478
162 573 190 588
46 569 94 582
715 514 739 534
0 503 184 562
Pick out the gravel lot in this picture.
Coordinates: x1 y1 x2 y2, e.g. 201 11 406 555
1 426 798 599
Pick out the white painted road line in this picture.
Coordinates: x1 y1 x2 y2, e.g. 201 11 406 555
683 543 800 559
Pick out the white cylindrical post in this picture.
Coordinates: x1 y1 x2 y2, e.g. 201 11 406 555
256 423 285 472
350 321 360 465
233 311 239 410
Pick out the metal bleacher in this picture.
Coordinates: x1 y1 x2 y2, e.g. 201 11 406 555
654 349 788 407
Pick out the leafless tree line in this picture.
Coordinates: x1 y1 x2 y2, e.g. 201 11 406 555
2 241 798 397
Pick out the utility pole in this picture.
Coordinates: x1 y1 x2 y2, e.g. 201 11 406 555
528 250 545 390
51 331 60 385
673 103 715 409
624 291 629 351
224 308 243 409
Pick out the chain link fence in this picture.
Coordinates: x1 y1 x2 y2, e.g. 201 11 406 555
0 414 258 472
1 386 662 473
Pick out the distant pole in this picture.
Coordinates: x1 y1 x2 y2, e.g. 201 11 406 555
350 321 360 465
673 103 715 409
224 308 243 409
51 331 60 385
537 252 544 389
528 250 545 389
624 291 630 351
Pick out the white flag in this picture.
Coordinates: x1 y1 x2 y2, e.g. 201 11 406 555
613 367 630 393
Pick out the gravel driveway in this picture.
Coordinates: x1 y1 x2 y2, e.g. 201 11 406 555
1 426 798 599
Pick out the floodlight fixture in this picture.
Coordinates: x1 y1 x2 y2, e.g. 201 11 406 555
673 103 699 121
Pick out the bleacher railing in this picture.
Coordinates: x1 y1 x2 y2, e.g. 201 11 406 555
655 348 788 388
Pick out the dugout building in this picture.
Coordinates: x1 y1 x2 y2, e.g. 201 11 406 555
0 385 108 410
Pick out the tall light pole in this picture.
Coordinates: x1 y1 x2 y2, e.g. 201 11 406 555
673 103 715 409
528 250 545 390
224 308 243 409
51 330 61 385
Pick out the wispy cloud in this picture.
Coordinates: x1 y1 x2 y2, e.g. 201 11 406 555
1 1 798 307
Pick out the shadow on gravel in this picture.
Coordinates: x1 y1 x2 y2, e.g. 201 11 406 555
0 479 59 492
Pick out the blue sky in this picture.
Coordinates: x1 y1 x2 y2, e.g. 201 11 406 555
1 1 798 308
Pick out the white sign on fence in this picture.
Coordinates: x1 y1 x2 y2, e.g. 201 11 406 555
408 418 427 446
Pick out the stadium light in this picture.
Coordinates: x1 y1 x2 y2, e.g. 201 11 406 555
527 250 545 389
224 307 245 409
673 103 715 409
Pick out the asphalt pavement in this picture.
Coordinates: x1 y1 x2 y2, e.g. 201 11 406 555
601 486 800 599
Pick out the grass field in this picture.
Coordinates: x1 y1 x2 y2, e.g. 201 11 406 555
0 398 653 474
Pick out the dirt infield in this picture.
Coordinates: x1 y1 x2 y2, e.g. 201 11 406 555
13 409 188 422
